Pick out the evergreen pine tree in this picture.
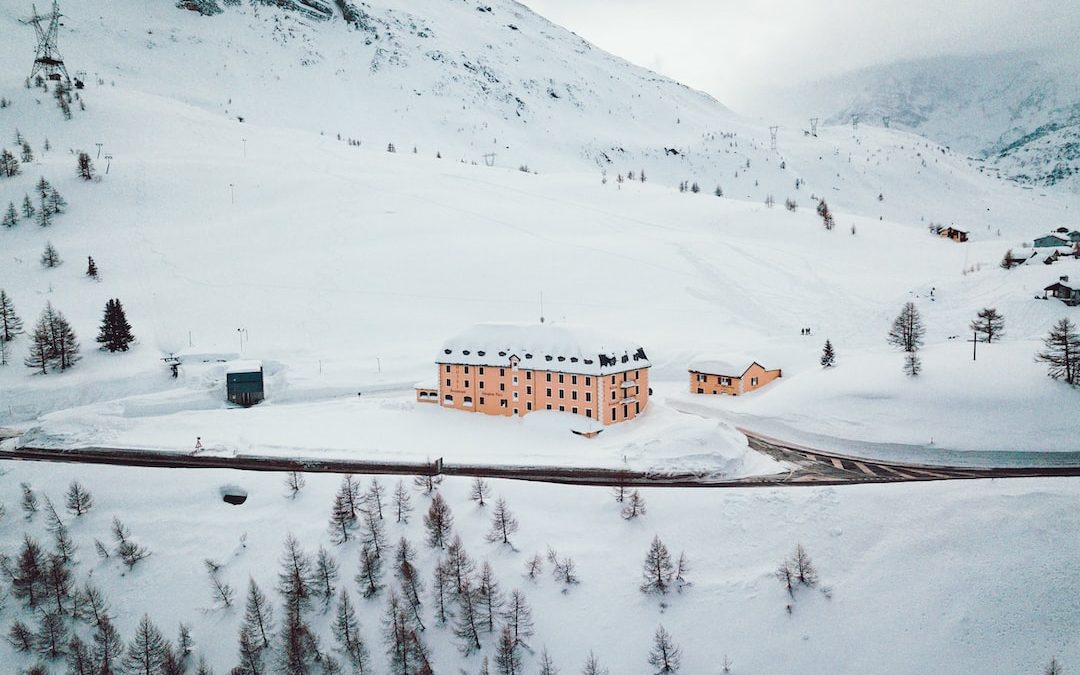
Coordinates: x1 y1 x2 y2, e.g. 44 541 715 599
820 339 836 368
640 535 675 595
647 625 682 674
48 187 66 214
96 298 135 352
0 289 23 342
22 193 35 218
25 310 53 374
122 614 169 675
35 176 51 202
41 241 61 267
78 152 95 180
86 256 99 279
2 200 17 227
21 140 33 163
242 578 275 650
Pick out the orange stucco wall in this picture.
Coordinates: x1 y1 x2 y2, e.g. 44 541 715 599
437 361 649 425
689 362 781 396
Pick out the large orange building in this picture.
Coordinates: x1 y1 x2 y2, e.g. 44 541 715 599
689 358 781 396
417 323 651 426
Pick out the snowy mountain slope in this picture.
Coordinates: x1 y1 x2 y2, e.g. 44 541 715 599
764 51 1080 190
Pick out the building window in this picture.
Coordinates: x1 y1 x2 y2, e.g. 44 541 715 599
546 388 552 397
444 395 453 404
464 396 473 407
751 377 759 386
513 376 519 385
500 400 508 408
697 373 705 382
697 388 704 394
445 365 451 373
586 409 593 418
610 390 616 400
527 402 533 411
585 392 591 402
572 391 578 400
720 377 731 386
445 379 451 387
464 380 469 388
513 392 519 401
500 368 505 376
559 390 565 399
635 402 640 414
546 404 552 410
546 373 552 382
465 366 470 374
611 376 616 385
527 386 532 395
500 383 505 391
611 407 616 420
623 404 628 418
480 397 486 405
559 405 565 412
572 375 577 385
479 381 484 390
479 367 484 375
526 371 532 380
572 407 578 414
558 374 564 384
514 408 519 416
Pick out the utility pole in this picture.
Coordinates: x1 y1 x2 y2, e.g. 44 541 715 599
237 327 247 354
969 330 978 361
229 183 234 204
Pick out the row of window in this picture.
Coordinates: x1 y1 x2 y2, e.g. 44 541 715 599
695 373 733 386
443 365 643 386
441 395 642 422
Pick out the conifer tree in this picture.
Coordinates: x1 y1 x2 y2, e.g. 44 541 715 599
314 546 340 608
500 589 535 648
475 561 503 634
621 490 646 519
36 176 52 202
486 497 519 545
242 578 275 649
332 589 369 673
21 140 33 163
86 256 99 279
36 610 68 658
329 489 355 544
41 241 61 267
1036 318 1080 385
277 534 314 617
904 351 922 377
22 193 35 218
2 200 17 227
494 624 522 675
0 289 23 342
393 479 413 524
581 651 608 675
537 648 559 675
887 302 925 352
640 535 675 595
820 339 836 368
66 480 94 515
48 187 66 213
816 198 835 230
122 614 169 675
470 476 491 506
423 493 453 549
78 152 95 180
0 148 19 176
452 577 483 655
647 625 682 674
971 308 1005 343
94 617 125 672
25 311 52 375
356 544 382 598
96 298 135 352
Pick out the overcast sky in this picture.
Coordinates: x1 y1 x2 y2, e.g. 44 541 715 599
519 0 1079 114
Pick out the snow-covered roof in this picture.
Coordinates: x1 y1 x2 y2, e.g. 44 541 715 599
414 380 438 391
225 359 263 374
687 355 775 376
439 323 649 375
689 359 752 376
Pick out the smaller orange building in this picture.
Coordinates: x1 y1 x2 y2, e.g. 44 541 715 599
689 358 781 396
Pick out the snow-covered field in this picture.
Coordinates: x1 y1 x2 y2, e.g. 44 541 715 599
1 460 1078 673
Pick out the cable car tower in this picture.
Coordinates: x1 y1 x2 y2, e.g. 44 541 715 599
26 1 70 84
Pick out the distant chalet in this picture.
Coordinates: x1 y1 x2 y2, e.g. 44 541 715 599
689 358 781 396
416 323 650 426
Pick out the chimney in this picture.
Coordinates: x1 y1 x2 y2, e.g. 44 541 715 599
1061 275 1070 283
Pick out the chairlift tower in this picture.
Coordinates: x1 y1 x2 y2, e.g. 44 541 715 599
769 126 778 150
26 1 70 84
809 117 819 137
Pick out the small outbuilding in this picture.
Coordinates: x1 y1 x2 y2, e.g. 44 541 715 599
1044 276 1080 306
1034 234 1070 248
415 381 439 403
226 360 265 407
940 227 969 243
689 358 782 396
